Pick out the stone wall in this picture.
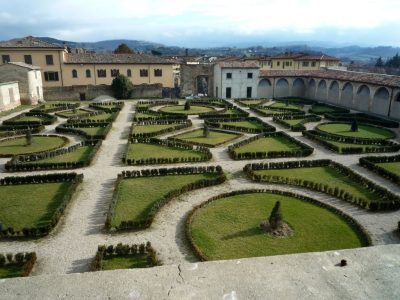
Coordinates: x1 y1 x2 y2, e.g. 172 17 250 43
0 64 29 102
180 64 214 97
44 84 162 101
0 82 21 112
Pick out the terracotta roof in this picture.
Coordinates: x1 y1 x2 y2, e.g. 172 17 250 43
272 53 305 60
271 53 339 61
217 61 259 69
5 62 41 70
64 53 174 65
0 36 64 49
259 69 400 88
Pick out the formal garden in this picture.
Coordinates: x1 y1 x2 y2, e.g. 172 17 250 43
0 96 398 278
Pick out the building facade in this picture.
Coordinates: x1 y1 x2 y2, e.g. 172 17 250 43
0 62 43 104
214 61 259 99
0 81 21 112
0 36 174 89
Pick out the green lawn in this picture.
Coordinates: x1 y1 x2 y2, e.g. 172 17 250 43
170 129 241 147
77 127 108 136
237 100 265 106
0 182 72 231
13 116 44 122
0 136 67 156
376 161 400 175
159 105 215 115
133 112 160 120
131 124 181 134
126 143 208 163
101 255 149 270
271 102 304 110
256 108 300 116
311 104 342 113
253 166 377 204
0 105 35 118
317 123 395 139
222 109 243 115
0 264 24 279
79 113 114 122
232 136 301 154
112 173 219 227
189 192 365 260
57 109 89 118
283 119 305 126
220 120 264 130
20 145 94 164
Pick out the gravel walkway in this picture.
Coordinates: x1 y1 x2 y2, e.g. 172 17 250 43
0 101 399 276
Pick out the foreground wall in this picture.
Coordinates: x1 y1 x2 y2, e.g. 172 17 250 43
43 84 162 101
258 76 400 120
0 82 21 111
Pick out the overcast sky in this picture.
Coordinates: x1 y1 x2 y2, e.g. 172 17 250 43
1 0 400 47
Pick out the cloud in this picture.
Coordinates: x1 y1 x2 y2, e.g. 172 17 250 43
0 0 399 46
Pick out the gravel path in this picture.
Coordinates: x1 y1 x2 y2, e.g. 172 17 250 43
0 101 399 276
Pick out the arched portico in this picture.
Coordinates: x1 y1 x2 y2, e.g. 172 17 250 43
257 79 273 98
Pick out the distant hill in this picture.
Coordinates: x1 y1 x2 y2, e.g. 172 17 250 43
38 37 400 64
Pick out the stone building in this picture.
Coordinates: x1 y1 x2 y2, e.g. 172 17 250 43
0 81 20 112
0 36 175 89
0 62 43 104
213 61 259 99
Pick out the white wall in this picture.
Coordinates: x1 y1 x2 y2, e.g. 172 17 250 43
27 70 43 104
214 65 259 99
0 82 21 112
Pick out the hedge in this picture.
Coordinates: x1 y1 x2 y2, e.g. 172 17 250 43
234 98 269 107
132 110 187 122
251 105 306 117
0 252 37 277
105 166 226 231
56 122 112 140
3 112 57 126
168 128 243 148
0 134 69 158
204 116 276 133
0 172 83 238
67 111 119 124
315 122 396 140
55 108 93 119
5 140 102 172
0 124 44 138
158 103 220 117
91 242 160 271
273 114 322 132
228 131 314 160
243 159 400 211
186 189 372 261
89 101 124 112
123 138 212 165
199 106 249 119
136 100 179 112
303 130 400 154
189 98 230 108
309 103 350 115
273 97 316 105
129 119 192 138
324 112 399 128
359 155 400 186
31 102 80 113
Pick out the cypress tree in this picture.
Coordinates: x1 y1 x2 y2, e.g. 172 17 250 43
351 119 358 132
26 130 32 146
203 125 209 138
184 101 191 111
269 201 282 230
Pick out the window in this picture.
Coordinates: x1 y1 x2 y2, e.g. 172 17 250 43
72 69 78 78
2 55 10 64
97 69 106 77
127 69 132 77
302 61 309 67
45 55 54 65
247 87 252 98
24 55 32 65
277 61 280 66
154 69 162 77
226 73 232 79
311 61 316 67
285 61 290 66
44 71 59 81
247 72 253 79
111 69 120 77
86 69 91 78
226 87 232 99
140 69 148 77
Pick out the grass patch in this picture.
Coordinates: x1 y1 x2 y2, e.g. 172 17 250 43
0 105 35 118
231 135 302 154
101 255 149 270
132 124 180 134
125 142 209 164
376 161 400 175
220 120 264 130
189 192 365 260
78 113 115 122
0 264 25 279
0 182 72 231
0 136 67 156
169 129 241 147
78 127 108 136
271 102 304 110
56 109 90 118
111 173 220 228
236 99 266 106
21 145 93 164
310 104 345 114
159 105 215 115
317 123 395 139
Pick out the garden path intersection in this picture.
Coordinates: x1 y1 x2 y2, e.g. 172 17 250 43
0 99 399 282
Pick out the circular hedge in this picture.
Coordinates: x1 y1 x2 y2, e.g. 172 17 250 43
187 190 368 261
159 105 215 115
316 122 395 140
0 135 68 157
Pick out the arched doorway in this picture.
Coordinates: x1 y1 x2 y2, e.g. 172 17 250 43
257 79 273 98
292 78 306 97
371 87 390 115
275 78 289 98
354 85 370 111
328 81 339 104
308 79 316 99
341 82 353 106
316 80 327 101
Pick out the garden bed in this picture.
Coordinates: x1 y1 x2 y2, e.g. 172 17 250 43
89 101 124 112
234 99 269 107
0 124 44 138
273 114 321 131
205 117 275 133
0 252 37 278
359 155 400 185
168 128 242 147
56 122 112 140
316 122 395 140
2 112 56 126
251 106 306 117
309 103 350 114
158 104 215 115
130 119 192 138
31 102 80 113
